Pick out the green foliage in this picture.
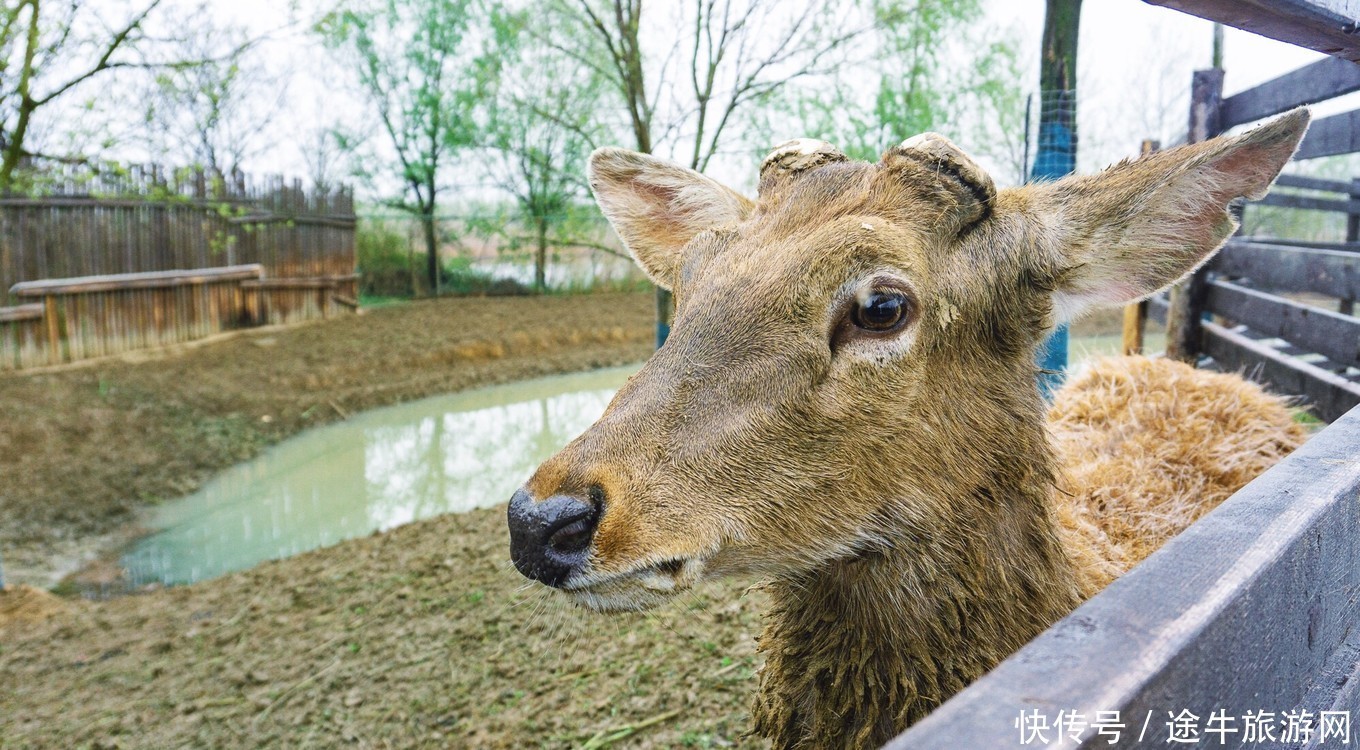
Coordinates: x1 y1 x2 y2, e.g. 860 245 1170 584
478 4 612 291
772 0 1026 182
316 0 493 194
317 0 503 293
440 255 531 296
357 219 415 297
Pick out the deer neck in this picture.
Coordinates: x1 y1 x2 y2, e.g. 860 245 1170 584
750 464 1082 750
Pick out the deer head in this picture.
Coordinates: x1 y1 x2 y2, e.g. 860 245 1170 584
507 111 1309 613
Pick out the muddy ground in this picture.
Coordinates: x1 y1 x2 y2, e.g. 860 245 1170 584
0 293 654 587
0 297 1133 748
1 508 767 749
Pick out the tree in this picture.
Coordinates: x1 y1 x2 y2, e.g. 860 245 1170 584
783 0 1026 180
536 0 1024 342
140 27 283 180
318 0 498 295
539 0 871 344
0 0 221 190
480 7 617 292
300 125 345 194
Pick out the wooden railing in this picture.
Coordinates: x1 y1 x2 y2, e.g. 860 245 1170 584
1132 41 1360 425
1145 238 1360 423
0 166 356 303
1 266 359 370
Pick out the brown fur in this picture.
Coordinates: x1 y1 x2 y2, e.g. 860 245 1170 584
515 111 1311 748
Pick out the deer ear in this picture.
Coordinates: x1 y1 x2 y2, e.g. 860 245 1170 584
1031 108 1309 323
588 148 754 290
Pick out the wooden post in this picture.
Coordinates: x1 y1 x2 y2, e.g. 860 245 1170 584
1122 139 1160 355
1344 177 1359 316
43 294 60 365
1166 68 1225 363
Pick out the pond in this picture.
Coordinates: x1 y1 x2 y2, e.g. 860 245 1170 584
121 366 637 586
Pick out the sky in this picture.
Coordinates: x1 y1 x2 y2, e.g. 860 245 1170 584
190 0 1333 198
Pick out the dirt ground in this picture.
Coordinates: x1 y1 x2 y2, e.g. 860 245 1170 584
0 297 1135 749
1 508 768 749
0 293 654 588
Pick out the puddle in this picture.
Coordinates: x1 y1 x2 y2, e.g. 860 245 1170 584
121 366 636 586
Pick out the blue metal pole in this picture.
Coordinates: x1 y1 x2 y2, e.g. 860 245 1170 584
1031 111 1075 399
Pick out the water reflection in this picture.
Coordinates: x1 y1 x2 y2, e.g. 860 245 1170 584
122 366 635 585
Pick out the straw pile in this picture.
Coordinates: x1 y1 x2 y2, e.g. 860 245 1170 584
1048 356 1307 597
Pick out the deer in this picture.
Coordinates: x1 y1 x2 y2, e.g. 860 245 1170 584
506 109 1310 749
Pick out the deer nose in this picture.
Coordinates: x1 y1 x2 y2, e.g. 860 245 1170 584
507 487 601 588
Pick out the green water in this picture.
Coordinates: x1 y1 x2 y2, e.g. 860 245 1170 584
122 366 637 586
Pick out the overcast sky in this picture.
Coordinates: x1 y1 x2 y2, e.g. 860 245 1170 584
201 0 1330 197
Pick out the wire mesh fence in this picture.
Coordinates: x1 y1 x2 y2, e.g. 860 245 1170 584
1027 89 1078 183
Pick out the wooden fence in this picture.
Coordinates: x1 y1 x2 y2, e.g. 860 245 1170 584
1 266 358 369
0 164 357 369
0 164 356 305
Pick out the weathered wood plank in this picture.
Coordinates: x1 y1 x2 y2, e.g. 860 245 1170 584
1215 240 1360 299
887 401 1360 748
0 197 254 208
1249 238 1360 252
1147 293 1169 324
1254 190 1360 213
238 276 355 290
1205 279 1360 366
1274 172 1360 194
1202 321 1360 423
43 295 60 365
10 265 264 296
1121 302 1147 355
1295 108 1360 160
1145 0 1360 62
0 303 43 323
1222 55 1360 127
1166 68 1224 363
226 214 357 229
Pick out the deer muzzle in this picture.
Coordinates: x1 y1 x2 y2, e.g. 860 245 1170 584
506 487 601 588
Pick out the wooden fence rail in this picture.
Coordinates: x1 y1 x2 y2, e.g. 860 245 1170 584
1205 279 1360 368
0 164 358 369
1212 240 1360 300
2 266 359 370
1149 238 1360 423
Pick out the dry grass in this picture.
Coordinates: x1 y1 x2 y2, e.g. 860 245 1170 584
1050 356 1308 596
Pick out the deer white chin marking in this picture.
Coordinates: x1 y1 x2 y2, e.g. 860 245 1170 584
563 557 707 612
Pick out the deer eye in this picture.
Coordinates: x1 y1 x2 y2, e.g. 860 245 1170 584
851 290 909 332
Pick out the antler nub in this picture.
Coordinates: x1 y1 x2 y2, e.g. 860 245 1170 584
761 139 846 176
759 139 846 196
896 133 996 208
